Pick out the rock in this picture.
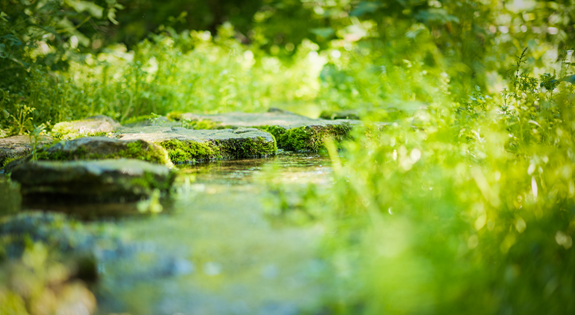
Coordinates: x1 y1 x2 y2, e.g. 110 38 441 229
115 126 277 163
0 135 52 167
2 136 172 173
52 115 121 140
319 110 360 120
41 137 172 165
180 112 361 152
11 159 176 202
123 115 180 128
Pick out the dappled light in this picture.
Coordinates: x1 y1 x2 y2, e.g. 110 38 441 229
1 0 575 314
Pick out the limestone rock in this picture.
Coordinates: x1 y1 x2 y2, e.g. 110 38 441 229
2 137 172 173
11 159 176 202
319 110 360 120
115 126 277 163
180 112 360 151
52 115 121 140
0 135 52 167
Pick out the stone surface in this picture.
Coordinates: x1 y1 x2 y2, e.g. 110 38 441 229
52 115 121 140
0 135 52 167
115 126 277 163
319 110 360 120
2 136 172 173
180 112 360 151
11 159 176 202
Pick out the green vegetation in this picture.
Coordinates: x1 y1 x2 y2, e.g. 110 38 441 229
36 140 171 165
159 136 276 163
159 139 220 163
1 0 575 314
259 124 352 151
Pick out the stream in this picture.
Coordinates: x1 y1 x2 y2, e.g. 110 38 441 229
0 153 336 315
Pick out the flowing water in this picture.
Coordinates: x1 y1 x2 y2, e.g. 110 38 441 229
0 154 335 315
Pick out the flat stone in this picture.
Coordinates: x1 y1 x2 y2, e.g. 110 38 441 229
0 135 52 167
2 136 172 173
319 110 360 120
180 112 360 151
115 126 277 163
52 115 121 140
11 159 176 202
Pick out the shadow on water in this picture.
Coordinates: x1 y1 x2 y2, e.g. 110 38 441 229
0 153 336 315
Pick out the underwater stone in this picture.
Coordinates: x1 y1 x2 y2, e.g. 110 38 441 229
52 115 121 140
180 112 361 152
0 135 52 167
11 159 176 202
115 126 277 163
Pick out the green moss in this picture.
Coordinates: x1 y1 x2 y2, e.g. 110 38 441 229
35 140 172 166
159 139 221 163
166 111 183 121
123 114 158 125
1 156 19 168
219 136 277 157
182 118 220 130
258 124 352 152
158 136 276 164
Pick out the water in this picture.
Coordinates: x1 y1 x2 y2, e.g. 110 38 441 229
0 154 335 315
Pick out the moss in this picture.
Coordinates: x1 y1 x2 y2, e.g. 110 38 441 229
158 136 276 164
182 118 221 130
51 122 111 141
257 124 352 152
1 156 19 168
35 140 172 166
166 111 183 121
219 136 277 157
159 139 221 163
122 114 158 125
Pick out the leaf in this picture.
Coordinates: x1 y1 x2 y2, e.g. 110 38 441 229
310 27 335 38
414 9 460 25
350 1 383 17
64 0 104 18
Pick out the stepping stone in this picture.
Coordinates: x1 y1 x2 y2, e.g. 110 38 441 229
179 111 361 152
2 137 172 173
319 109 360 120
0 135 52 167
11 159 176 202
115 126 277 163
52 115 121 140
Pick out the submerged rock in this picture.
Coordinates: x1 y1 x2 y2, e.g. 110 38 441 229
0 135 52 167
11 159 176 202
52 115 121 140
116 126 277 163
180 112 360 151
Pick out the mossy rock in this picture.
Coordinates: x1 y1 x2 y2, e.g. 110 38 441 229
180 112 361 152
11 159 176 202
2 137 172 173
0 135 53 168
52 115 120 140
319 110 360 120
115 126 277 163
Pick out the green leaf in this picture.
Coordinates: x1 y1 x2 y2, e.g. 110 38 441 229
64 0 104 18
310 27 335 38
350 2 383 17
